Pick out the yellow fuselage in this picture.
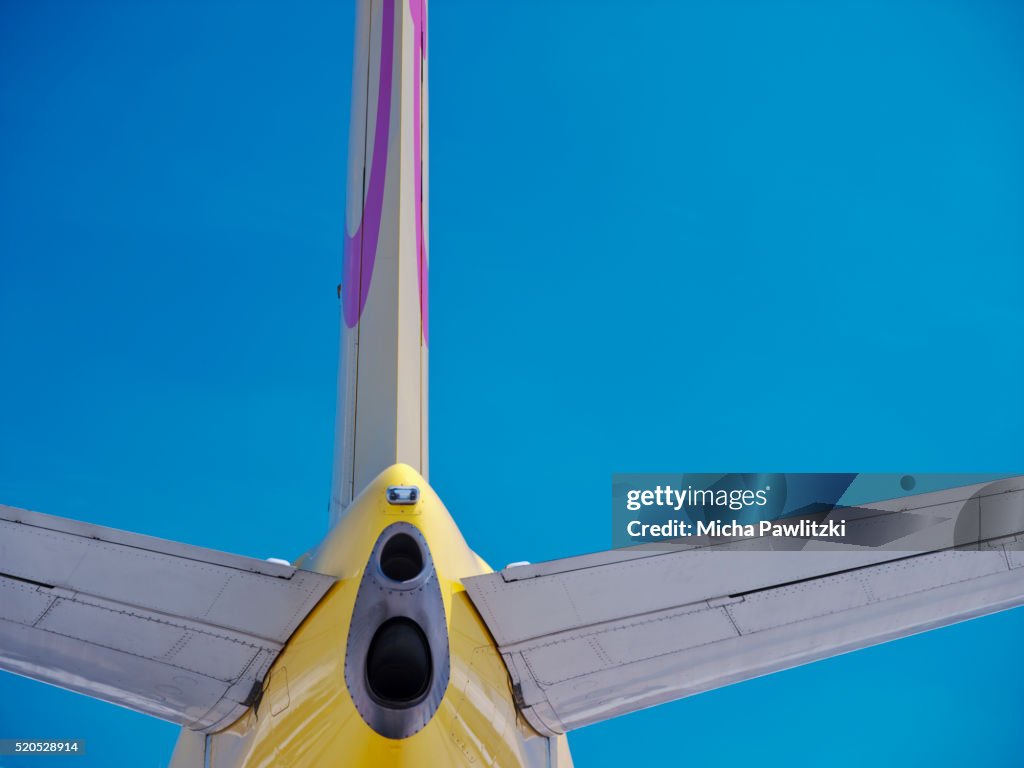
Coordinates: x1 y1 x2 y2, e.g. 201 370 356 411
168 464 571 767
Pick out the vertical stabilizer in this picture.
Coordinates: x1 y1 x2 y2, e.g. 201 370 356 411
331 0 429 522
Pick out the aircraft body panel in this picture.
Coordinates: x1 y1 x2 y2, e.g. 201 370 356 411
168 465 570 768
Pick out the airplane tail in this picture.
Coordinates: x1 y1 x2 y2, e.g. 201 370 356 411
331 0 429 523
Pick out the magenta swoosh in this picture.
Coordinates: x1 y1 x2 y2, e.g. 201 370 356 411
343 0 396 328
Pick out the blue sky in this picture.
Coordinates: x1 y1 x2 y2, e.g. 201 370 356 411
1 0 1023 765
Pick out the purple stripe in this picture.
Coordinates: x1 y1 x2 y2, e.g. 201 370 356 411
343 0 396 328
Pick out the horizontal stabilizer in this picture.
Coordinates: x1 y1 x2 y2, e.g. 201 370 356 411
463 478 1024 735
0 505 335 733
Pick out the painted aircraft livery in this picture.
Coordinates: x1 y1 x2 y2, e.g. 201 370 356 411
2 2 1024 766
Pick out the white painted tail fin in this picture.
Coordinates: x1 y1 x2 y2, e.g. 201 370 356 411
331 0 429 523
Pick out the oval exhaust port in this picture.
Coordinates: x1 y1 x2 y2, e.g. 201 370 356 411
365 617 432 707
378 532 424 582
